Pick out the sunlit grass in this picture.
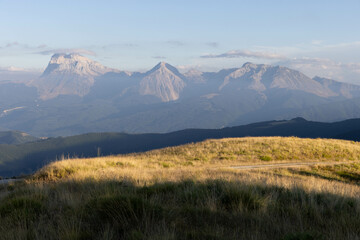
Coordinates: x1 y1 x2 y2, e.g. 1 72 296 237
34 137 360 183
0 137 360 239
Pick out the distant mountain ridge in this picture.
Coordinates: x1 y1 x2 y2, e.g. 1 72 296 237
220 63 337 97
26 54 360 102
0 130 38 145
1 117 360 177
1 54 360 136
313 76 360 98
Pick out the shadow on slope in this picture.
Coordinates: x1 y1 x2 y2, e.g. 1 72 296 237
0 179 358 239
1 117 360 177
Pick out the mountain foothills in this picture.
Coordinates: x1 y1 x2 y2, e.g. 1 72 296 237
1 53 360 136
0 130 38 145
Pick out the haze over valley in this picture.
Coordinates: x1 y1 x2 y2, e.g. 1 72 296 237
1 53 360 137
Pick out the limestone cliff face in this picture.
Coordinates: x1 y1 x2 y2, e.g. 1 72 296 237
29 55 360 102
30 53 114 99
139 62 186 102
220 62 338 98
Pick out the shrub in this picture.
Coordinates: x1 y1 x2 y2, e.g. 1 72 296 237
259 155 272 161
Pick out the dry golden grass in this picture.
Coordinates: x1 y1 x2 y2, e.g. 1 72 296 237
34 137 360 185
1 137 359 239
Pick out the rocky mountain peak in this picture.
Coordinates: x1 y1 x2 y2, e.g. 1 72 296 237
42 53 111 77
139 62 186 102
30 54 115 100
219 63 339 98
158 61 167 67
152 61 169 71
220 63 270 91
148 62 182 76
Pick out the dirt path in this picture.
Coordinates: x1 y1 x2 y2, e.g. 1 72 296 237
230 161 352 170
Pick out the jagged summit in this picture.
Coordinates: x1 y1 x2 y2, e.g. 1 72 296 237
220 63 271 91
149 62 169 72
156 61 167 67
42 53 112 77
30 54 115 99
147 62 182 77
219 63 338 97
139 62 186 102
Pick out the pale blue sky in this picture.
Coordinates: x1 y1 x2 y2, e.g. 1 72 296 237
1 0 360 82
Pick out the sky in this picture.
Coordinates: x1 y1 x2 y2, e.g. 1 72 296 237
1 0 360 83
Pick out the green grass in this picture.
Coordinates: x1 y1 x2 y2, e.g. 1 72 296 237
259 155 272 161
286 163 360 185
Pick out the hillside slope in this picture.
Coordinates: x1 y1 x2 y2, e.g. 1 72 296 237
37 136 360 182
1 117 360 177
1 137 359 240
0 131 38 144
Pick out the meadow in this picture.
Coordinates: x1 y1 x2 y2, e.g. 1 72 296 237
0 137 359 239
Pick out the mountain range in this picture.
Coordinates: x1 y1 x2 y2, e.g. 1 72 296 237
1 53 360 136
1 117 360 178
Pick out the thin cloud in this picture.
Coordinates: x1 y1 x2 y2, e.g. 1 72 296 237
322 41 360 49
1 42 48 50
0 66 42 72
2 41 30 49
201 50 286 60
37 44 48 49
254 41 360 59
311 40 323 45
152 56 167 59
36 48 96 56
176 64 219 73
176 64 202 72
5 41 20 48
206 42 219 48
101 43 138 50
277 57 360 84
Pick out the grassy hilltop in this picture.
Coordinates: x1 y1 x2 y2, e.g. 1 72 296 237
2 117 360 178
1 137 360 239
